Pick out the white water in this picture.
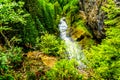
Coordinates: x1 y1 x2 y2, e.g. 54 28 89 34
58 17 86 69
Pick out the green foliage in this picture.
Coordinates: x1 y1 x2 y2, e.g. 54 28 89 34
0 47 23 79
37 0 56 33
0 0 40 46
85 0 120 79
102 0 120 27
0 52 8 73
0 1 27 25
24 0 57 33
21 16 38 46
63 0 79 15
0 27 11 32
27 71 36 80
43 59 83 80
8 47 23 69
39 33 65 56
0 51 15 80
85 40 120 79
0 1 26 45
55 0 79 26
0 74 14 80
85 26 120 80
34 16 46 36
24 0 80 34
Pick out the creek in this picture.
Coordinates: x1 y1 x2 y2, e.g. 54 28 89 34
58 17 86 69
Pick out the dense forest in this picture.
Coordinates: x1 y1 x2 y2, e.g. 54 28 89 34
0 0 120 80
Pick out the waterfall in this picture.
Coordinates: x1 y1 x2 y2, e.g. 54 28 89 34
58 17 86 69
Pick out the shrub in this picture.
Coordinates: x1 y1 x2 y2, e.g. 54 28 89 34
0 47 23 79
0 0 39 47
27 71 36 80
85 28 120 80
39 33 65 56
42 59 83 80
85 0 120 79
0 74 14 80
0 52 8 73
8 47 23 69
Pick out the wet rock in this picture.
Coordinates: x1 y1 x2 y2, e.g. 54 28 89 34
69 27 93 48
79 0 106 41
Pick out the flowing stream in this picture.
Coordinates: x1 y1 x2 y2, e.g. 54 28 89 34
58 17 86 69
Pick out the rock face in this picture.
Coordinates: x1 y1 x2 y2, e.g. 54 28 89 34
27 51 57 68
115 0 120 6
69 28 91 41
79 0 106 41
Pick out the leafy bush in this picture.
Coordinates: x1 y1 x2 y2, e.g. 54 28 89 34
102 0 120 27
38 34 65 56
24 0 57 33
0 1 27 25
27 71 36 80
24 0 81 34
42 59 83 80
85 0 120 79
0 47 23 79
0 74 14 80
0 0 39 46
0 51 15 80
85 40 120 79
0 52 8 73
21 16 38 46
8 47 23 69
0 1 28 47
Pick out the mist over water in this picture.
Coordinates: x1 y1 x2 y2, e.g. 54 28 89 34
58 17 86 69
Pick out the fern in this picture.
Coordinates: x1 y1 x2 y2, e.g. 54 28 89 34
102 0 120 27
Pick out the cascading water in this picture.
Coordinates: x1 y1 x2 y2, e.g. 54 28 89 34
58 17 86 69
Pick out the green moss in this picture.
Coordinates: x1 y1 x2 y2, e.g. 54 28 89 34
67 19 93 48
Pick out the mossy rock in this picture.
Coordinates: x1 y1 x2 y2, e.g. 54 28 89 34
68 25 94 48
65 11 94 48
